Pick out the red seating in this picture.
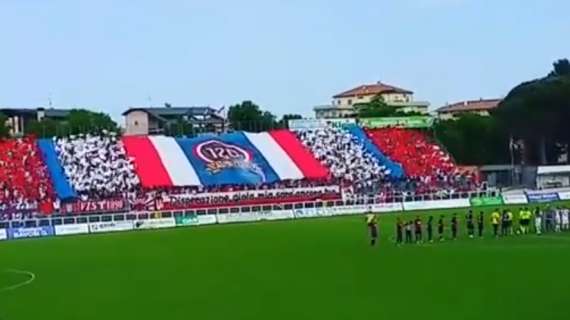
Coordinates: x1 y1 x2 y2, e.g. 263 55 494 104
0 137 54 214
366 128 456 182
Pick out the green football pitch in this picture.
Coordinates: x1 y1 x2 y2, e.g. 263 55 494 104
1 207 570 320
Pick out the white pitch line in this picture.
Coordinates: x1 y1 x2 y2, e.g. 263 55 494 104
0 269 36 293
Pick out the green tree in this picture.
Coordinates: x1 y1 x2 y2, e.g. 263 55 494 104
280 114 302 128
24 109 119 138
66 109 119 135
227 100 277 132
434 114 509 165
494 59 570 164
355 96 397 118
0 112 9 137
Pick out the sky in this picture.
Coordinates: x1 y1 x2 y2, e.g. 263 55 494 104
0 0 569 122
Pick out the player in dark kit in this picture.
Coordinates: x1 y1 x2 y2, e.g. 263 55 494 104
438 215 445 242
477 211 485 238
395 217 404 245
427 216 434 243
366 213 378 246
451 214 459 240
466 210 475 239
414 216 423 244
405 221 413 244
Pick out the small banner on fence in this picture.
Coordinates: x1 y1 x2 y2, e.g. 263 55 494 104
0 229 7 241
470 196 504 207
526 192 560 203
8 226 55 240
175 215 200 226
359 116 434 129
55 224 90 236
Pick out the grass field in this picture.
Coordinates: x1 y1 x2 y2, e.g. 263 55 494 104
1 206 570 320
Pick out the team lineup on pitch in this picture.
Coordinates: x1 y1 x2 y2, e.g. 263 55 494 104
2 203 570 320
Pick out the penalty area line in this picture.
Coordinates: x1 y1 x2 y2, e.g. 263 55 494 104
0 269 36 293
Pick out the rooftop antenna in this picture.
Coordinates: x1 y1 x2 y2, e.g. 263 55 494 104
147 95 152 107
48 93 53 108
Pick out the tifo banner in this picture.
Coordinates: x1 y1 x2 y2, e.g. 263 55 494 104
177 133 281 186
217 212 260 224
55 224 90 236
470 196 504 207
0 229 7 241
8 226 54 240
360 116 434 129
198 215 217 225
557 191 570 200
61 198 127 214
403 199 471 211
502 194 528 205
526 192 560 203
175 214 200 226
89 221 134 233
257 210 295 221
288 118 356 130
134 218 176 230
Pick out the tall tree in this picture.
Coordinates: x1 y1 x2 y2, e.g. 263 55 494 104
494 59 570 164
227 100 277 132
355 95 397 118
24 109 119 137
280 114 302 128
434 114 509 165
0 112 9 137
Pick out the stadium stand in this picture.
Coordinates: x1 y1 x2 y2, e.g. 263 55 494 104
0 125 481 219
366 128 476 193
0 137 54 217
296 126 390 194
54 133 140 199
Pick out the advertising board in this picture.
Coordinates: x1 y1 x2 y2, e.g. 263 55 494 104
217 212 259 224
8 226 55 240
502 194 528 205
134 218 176 230
89 221 134 233
526 192 560 203
0 229 7 241
54 224 90 236
403 199 470 211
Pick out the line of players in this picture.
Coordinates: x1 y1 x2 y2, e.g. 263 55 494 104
391 206 570 245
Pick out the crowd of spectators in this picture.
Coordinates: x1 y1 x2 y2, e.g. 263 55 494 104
297 127 390 193
0 127 482 221
367 128 477 193
0 137 53 215
55 133 140 199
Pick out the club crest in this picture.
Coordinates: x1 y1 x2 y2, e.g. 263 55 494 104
194 140 266 181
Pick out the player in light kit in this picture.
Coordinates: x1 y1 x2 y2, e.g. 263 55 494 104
562 207 570 231
554 207 562 233
535 208 543 235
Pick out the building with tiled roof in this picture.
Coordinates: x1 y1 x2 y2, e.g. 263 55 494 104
123 104 226 135
436 98 502 120
314 81 429 119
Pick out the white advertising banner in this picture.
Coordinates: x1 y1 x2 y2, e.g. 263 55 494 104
217 212 260 224
288 118 356 131
134 218 176 230
557 191 570 200
258 210 295 221
55 224 90 236
293 208 319 218
502 194 529 205
198 215 218 225
403 199 471 211
372 202 404 213
89 221 134 234
0 229 6 241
